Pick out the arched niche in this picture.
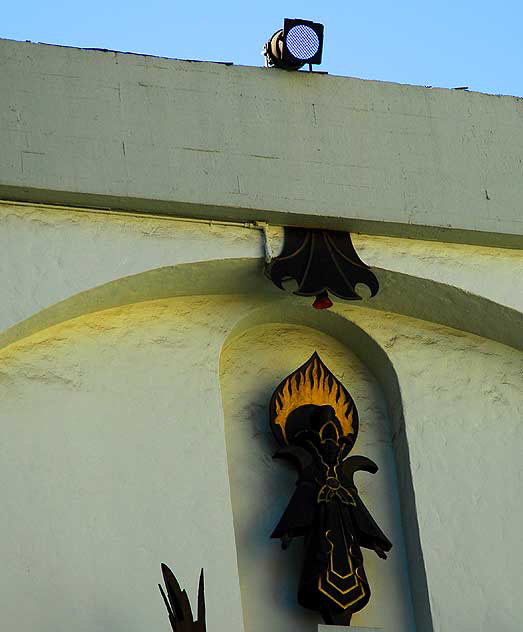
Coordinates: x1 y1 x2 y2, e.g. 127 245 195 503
220 322 417 632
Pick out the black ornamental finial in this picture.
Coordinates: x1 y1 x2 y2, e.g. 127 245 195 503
265 227 379 309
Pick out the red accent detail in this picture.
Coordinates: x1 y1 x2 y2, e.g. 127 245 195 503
312 292 333 309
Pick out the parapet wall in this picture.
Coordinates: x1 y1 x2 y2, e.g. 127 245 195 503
1 38 522 246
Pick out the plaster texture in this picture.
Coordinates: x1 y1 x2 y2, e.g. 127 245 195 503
0 298 245 632
1 202 523 631
1 39 523 246
0 201 262 335
334 305 523 632
0 291 521 632
2 202 523 356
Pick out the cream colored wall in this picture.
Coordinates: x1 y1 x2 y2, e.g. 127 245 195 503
2 201 523 354
0 292 521 632
0 297 245 632
1 203 522 631
0 202 262 335
336 305 523 632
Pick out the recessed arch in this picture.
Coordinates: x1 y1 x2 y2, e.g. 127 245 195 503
220 303 433 632
1 258 522 356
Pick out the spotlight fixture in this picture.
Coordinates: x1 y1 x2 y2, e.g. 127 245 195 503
263 18 324 71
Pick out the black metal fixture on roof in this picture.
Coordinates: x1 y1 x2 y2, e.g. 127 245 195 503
263 18 324 71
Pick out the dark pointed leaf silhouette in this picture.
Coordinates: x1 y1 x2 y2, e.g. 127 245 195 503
159 564 206 632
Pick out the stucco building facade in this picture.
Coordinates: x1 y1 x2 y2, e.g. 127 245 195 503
1 38 522 632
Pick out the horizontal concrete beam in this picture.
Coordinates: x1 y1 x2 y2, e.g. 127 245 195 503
1 39 522 247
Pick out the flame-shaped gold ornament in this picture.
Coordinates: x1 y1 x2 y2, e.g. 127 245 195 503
270 352 358 445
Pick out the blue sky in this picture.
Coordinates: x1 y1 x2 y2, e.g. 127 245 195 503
3 0 522 96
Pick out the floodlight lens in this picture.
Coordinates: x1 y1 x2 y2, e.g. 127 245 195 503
285 24 320 60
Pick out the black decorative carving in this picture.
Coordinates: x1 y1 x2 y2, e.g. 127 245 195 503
269 352 391 626
158 564 206 632
265 227 379 309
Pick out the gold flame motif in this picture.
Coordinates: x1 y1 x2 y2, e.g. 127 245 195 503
271 352 357 444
